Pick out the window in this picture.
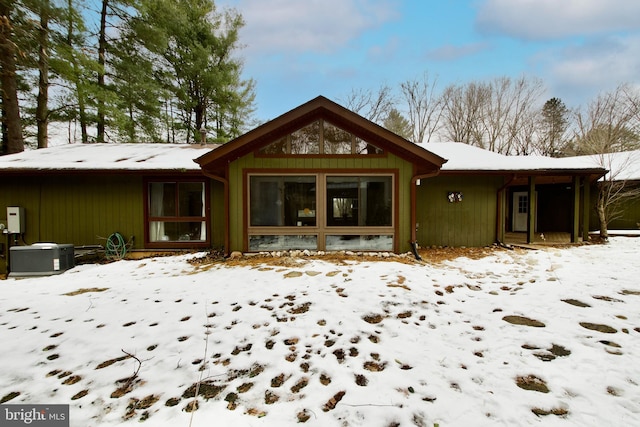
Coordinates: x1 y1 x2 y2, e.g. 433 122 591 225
518 195 528 214
257 120 383 156
147 180 208 245
247 173 394 251
326 176 392 226
250 176 316 227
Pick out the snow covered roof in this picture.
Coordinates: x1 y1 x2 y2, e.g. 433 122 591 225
0 143 218 173
565 150 640 181
0 141 615 177
421 142 607 174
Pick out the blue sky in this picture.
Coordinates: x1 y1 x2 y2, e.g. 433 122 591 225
217 0 640 122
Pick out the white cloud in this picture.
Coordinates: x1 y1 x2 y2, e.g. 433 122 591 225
227 0 398 54
476 0 640 40
541 35 640 105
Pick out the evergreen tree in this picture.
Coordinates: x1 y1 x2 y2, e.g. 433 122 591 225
539 97 569 156
0 0 25 153
383 108 412 140
132 0 254 143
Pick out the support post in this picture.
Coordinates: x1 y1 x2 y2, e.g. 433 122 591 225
572 175 580 242
582 177 591 241
527 176 536 244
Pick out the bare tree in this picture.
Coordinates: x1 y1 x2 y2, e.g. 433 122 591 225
479 76 544 154
593 151 640 239
440 81 488 145
573 84 640 238
573 84 640 154
399 72 442 143
341 85 395 124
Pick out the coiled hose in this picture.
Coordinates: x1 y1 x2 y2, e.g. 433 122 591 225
106 232 128 260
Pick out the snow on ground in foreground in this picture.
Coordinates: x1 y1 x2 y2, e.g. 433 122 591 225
1 238 639 427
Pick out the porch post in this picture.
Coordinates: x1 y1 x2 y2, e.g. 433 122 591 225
572 175 580 242
527 176 536 244
582 177 591 241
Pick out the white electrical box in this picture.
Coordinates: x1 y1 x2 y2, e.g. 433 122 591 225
7 207 25 234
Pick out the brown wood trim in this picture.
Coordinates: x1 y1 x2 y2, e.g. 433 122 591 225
243 169 399 252
254 152 387 159
143 176 211 249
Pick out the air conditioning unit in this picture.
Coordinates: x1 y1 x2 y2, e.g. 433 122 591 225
9 243 75 277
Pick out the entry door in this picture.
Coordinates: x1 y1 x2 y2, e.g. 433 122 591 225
512 191 528 232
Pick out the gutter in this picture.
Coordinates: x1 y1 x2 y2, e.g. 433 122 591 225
410 169 441 260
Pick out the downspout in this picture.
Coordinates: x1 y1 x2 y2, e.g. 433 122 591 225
410 169 441 260
201 169 230 257
496 174 516 247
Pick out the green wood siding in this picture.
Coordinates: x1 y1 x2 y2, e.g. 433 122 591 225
416 175 503 247
210 180 225 250
1 175 143 247
228 152 415 252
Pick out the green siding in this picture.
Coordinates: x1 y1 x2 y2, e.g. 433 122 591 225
210 180 225 250
0 175 143 272
416 175 503 247
1 174 224 272
1 175 143 247
228 152 415 253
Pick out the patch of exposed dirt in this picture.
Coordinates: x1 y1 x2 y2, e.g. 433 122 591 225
63 287 109 296
503 315 546 327
189 245 510 269
516 375 549 393
579 322 617 333
532 407 568 417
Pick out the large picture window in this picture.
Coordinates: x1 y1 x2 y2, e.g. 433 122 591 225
250 176 316 227
247 173 394 251
326 176 392 227
147 180 208 245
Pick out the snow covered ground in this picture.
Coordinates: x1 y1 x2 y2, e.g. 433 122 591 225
1 238 639 427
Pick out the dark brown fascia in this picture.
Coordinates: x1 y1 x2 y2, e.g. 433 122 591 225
194 96 447 176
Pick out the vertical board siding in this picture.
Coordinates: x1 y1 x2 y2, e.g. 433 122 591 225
228 152 414 252
1 175 143 248
416 175 502 247
210 180 225 250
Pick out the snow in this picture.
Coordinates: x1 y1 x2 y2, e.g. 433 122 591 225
0 143 217 172
566 150 640 181
2 238 640 426
0 142 611 176
423 142 607 173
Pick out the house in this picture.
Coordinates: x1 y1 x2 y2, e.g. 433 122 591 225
0 96 607 273
570 150 640 231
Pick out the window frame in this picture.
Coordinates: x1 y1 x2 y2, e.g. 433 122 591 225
255 119 385 158
245 170 397 252
144 177 210 249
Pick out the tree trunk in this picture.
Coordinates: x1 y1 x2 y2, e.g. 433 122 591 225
597 192 609 240
97 0 108 143
36 0 50 149
0 3 24 154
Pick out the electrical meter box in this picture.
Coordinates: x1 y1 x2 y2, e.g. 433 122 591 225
7 207 25 234
9 243 75 277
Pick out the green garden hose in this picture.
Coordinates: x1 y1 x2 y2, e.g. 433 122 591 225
106 232 127 260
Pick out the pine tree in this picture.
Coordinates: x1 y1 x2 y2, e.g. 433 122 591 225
0 0 25 153
383 109 412 140
132 0 254 143
539 97 569 156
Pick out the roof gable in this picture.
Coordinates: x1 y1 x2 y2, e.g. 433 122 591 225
195 96 446 175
